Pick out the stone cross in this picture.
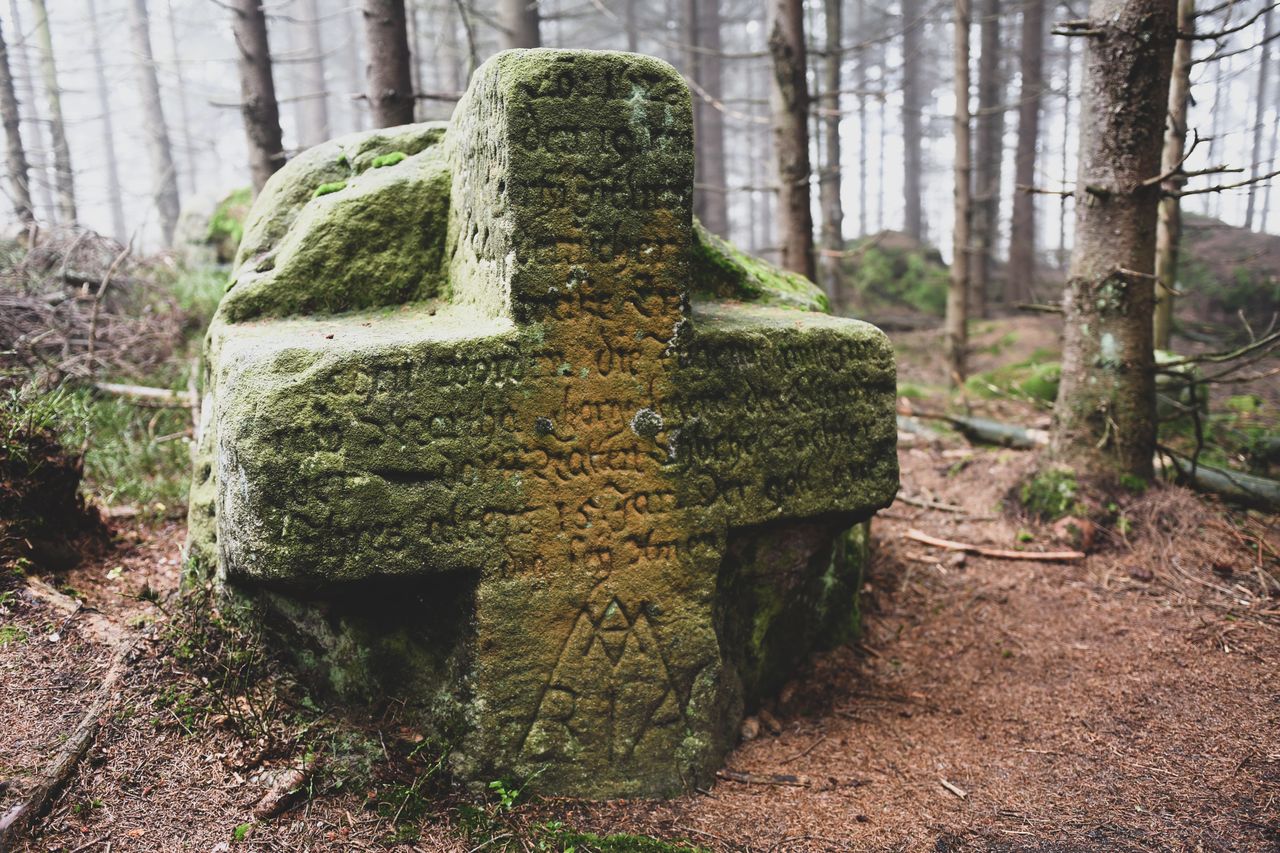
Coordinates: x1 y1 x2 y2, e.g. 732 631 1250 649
188 49 897 798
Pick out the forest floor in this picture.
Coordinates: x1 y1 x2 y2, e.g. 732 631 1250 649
3 316 1278 852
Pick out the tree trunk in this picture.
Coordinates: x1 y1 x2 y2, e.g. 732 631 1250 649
1057 36 1072 267
346 5 368 131
947 0 972 385
625 0 639 51
970 0 1002 318
1153 0 1193 351
1245 8 1273 231
165 0 197 195
87 0 126 241
29 0 75 224
8 0 52 223
0 14 32 225
901 0 924 241
407 0 424 120
298 0 331 147
232 0 286 194
500 0 541 49
818 0 844 305
1006 0 1044 303
363 0 415 127
1050 0 1176 481
767 0 817 280
697 0 729 237
855 0 868 239
128 0 182 246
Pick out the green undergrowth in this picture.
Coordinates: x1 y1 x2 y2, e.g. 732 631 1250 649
963 347 1061 404
841 234 949 316
1020 467 1082 520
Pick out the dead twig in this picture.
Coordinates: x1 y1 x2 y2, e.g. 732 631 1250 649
940 778 969 799
905 529 1086 562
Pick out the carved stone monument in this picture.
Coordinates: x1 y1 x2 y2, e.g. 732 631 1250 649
187 49 897 797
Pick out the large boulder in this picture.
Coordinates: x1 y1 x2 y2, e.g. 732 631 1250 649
187 49 897 798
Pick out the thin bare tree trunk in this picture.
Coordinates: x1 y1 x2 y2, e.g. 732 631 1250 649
407 0 425 120
346 5 368 130
818 0 845 306
901 0 924 241
947 0 972 385
363 0 415 127
701 0 729 236
8 0 52 223
1245 8 1273 230
0 14 32 225
1154 0 1193 351
128 0 181 245
625 0 639 51
970 0 1002 318
500 0 541 48
1050 0 1176 481
298 0 331 147
855 0 868 239
767 0 817 280
29 0 75 224
1058 36 1072 267
87 0 126 241
1006 0 1044 303
165 0 196 195
232 0 286 193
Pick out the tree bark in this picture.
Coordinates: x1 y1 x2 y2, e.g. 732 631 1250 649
0 14 32 225
855 0 868 239
625 0 639 51
363 0 416 127
1245 8 1273 231
901 0 924 241
694 0 729 237
87 0 126 240
232 0 286 194
164 0 196 195
767 0 817 280
346 5 368 131
818 0 845 307
29 0 75 224
947 0 972 385
128 0 181 246
500 0 541 49
1153 0 1193 351
1006 0 1044 303
970 0 1003 318
1050 0 1176 481
298 0 332 147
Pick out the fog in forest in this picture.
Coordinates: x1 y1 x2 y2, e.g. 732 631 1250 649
3 0 1277 263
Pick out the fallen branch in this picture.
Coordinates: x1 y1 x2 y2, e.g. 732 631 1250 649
94 382 197 407
716 769 809 787
940 778 968 799
1159 453 1280 512
905 529 1085 562
0 584 134 848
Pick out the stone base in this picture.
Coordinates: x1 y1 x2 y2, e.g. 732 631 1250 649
218 518 869 798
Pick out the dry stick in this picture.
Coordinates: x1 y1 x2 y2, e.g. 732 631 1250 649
940 778 969 799
0 643 133 848
84 240 133 381
93 382 196 406
715 769 809 787
781 735 827 765
905 529 1086 561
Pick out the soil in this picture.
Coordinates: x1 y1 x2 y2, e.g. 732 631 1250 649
2 318 1277 852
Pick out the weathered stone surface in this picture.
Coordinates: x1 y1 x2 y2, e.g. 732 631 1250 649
187 49 897 798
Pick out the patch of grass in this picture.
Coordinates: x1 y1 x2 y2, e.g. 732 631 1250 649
0 625 28 646
1020 468 1081 520
533 822 706 852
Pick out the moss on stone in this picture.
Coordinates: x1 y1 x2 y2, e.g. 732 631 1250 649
312 180 347 198
372 151 408 168
691 220 830 312
188 50 898 800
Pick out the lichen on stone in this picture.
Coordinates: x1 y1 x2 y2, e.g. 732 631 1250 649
187 48 897 801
